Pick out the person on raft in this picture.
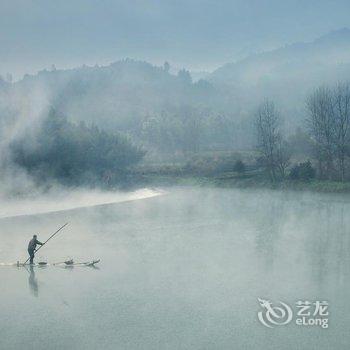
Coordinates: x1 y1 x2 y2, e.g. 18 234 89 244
27 235 43 264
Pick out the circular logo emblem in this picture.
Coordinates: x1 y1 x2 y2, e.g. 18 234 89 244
258 298 293 328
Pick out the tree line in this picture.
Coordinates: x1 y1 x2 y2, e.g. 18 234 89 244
10 109 145 186
139 107 254 155
255 82 350 182
5 79 350 187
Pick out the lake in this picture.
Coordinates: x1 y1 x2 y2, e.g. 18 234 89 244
0 187 349 350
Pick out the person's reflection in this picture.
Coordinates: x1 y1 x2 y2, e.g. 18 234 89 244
28 265 39 297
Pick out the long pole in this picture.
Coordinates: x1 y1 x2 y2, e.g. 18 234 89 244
24 223 69 264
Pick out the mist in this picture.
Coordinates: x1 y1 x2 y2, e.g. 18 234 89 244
2 0 350 79
0 187 163 219
1 187 349 349
1 2 350 350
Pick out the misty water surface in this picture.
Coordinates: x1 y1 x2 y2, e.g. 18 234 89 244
0 187 349 350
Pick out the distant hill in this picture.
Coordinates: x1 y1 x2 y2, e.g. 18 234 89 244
208 28 350 125
11 59 219 133
2 29 350 149
210 28 350 85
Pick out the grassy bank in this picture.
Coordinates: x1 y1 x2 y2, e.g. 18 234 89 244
130 151 350 193
134 171 350 193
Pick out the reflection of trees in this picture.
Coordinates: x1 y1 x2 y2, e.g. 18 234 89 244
333 204 350 286
309 200 350 289
253 196 286 269
310 203 331 288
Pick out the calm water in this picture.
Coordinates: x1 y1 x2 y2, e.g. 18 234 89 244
0 187 349 350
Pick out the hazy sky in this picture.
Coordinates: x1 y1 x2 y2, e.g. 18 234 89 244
1 0 350 78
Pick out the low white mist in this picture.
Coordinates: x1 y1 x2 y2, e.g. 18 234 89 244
0 187 165 218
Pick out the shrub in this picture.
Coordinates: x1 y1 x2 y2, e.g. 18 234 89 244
289 160 315 180
10 109 145 184
233 160 246 174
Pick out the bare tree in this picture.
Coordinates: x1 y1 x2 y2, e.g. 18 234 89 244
306 87 335 180
275 138 291 178
333 82 350 181
255 100 286 182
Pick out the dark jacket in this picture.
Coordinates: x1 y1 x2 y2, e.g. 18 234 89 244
28 238 43 251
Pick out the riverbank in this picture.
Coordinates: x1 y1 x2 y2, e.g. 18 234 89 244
136 172 350 193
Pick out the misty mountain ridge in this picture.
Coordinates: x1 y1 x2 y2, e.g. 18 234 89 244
210 27 350 85
1 28 350 189
205 28 350 128
1 28 350 140
5 59 218 133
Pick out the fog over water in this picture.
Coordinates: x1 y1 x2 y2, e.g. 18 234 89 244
0 187 349 350
0 187 163 218
1 2 350 349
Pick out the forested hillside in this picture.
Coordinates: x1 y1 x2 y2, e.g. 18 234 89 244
1 29 350 187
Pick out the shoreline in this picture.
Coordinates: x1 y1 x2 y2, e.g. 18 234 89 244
135 173 350 194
